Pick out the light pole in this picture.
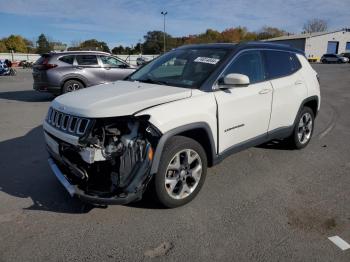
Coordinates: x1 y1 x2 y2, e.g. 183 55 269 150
161 11 167 53
139 39 142 54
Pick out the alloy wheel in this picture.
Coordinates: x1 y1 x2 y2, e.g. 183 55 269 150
66 83 82 92
297 112 313 144
164 149 202 200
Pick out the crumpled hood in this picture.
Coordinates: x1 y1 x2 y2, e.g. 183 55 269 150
51 80 192 118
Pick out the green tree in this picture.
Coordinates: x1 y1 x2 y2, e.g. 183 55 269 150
0 40 7 52
112 45 123 54
257 27 287 40
36 34 51 54
142 31 173 54
23 38 36 53
4 35 27 53
79 39 110 52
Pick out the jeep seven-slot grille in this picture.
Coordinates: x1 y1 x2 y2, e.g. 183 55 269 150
46 107 91 136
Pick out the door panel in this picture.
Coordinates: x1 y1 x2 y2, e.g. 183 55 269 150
262 50 308 131
215 82 273 152
104 67 135 81
75 55 104 86
100 55 134 82
214 50 272 153
268 71 307 131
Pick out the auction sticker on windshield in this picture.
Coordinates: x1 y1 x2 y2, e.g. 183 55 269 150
194 57 220 64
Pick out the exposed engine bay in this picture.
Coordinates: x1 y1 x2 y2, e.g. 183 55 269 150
48 116 160 204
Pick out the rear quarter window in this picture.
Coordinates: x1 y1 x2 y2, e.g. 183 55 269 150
59 55 75 65
264 50 301 79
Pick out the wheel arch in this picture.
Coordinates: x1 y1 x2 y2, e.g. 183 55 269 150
60 76 87 90
301 96 319 117
150 122 217 175
292 95 319 128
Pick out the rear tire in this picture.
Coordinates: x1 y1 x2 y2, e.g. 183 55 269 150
154 136 207 208
62 80 84 94
286 107 315 149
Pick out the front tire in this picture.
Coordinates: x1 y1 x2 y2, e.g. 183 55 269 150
154 136 207 208
287 107 315 149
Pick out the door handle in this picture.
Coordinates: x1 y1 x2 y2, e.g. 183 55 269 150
259 89 271 94
295 80 303 85
75 66 83 70
104 67 111 70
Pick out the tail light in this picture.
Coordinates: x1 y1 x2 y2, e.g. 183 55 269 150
41 58 57 70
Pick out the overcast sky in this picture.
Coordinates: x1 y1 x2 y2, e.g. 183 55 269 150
0 0 348 47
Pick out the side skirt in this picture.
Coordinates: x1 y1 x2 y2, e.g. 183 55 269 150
213 125 293 165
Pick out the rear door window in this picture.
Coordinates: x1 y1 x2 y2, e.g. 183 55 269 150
59 55 75 65
76 55 98 66
264 50 300 79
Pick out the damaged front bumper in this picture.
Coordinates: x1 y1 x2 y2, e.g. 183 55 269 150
48 157 147 205
43 111 159 205
47 142 153 205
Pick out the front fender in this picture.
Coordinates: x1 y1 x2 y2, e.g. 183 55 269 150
135 90 218 174
149 122 217 174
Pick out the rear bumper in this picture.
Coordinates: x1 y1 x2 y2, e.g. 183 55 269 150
33 82 61 95
48 157 143 205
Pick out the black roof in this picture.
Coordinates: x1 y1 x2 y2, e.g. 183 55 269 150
177 41 304 55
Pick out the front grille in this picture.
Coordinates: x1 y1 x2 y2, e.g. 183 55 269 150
47 107 91 136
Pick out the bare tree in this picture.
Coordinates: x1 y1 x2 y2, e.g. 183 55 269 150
303 18 328 33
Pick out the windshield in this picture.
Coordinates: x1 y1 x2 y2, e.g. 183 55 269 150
129 48 229 88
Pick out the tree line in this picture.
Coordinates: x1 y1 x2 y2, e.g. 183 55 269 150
0 33 66 54
0 18 328 55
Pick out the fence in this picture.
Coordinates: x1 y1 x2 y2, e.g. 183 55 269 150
0 53 40 63
0 53 159 66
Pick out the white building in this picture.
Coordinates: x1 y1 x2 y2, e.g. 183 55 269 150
265 29 350 61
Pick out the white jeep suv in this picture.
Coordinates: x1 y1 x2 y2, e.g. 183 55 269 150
44 43 320 208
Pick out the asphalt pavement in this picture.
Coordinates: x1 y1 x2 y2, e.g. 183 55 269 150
0 65 349 261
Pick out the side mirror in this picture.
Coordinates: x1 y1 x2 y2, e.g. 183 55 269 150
119 64 129 68
221 73 250 87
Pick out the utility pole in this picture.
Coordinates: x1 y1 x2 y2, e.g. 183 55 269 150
161 11 167 53
139 39 142 54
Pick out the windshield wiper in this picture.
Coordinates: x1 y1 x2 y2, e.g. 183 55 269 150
137 77 169 86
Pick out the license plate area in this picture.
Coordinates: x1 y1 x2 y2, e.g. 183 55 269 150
44 133 60 155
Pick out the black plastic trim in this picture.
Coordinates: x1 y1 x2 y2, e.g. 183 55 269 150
212 125 294 165
150 122 217 174
60 74 88 89
296 95 319 118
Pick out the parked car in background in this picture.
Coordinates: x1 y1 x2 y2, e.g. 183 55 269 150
321 54 349 63
33 51 136 95
340 52 350 62
19 60 33 68
136 56 150 66
0 63 9 76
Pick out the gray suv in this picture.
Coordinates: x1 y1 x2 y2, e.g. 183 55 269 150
33 51 136 95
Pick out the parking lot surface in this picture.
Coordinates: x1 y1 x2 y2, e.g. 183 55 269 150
0 65 349 261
